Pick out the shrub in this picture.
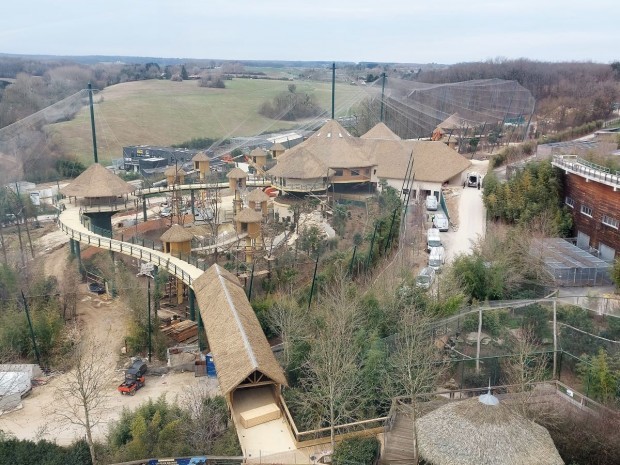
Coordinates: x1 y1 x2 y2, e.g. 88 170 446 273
332 436 380 465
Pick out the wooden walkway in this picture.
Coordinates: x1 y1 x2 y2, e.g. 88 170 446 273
381 406 415 464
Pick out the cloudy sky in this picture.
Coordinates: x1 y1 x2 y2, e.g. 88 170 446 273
1 0 618 64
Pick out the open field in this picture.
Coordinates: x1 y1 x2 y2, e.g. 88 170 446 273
47 78 376 165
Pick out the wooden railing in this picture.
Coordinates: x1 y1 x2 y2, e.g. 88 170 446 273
59 215 200 287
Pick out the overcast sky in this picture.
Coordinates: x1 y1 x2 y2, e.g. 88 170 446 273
1 0 618 64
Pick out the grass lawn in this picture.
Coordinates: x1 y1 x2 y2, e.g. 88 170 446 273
47 78 375 165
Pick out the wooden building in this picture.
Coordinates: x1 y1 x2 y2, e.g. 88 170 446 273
553 155 620 261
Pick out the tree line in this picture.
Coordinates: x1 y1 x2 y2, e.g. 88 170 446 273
417 58 619 131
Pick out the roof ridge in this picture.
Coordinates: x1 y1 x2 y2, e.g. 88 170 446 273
215 265 258 369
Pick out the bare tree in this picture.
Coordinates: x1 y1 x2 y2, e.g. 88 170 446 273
53 334 112 465
59 266 81 321
297 275 364 449
267 296 307 368
501 326 557 424
387 306 448 463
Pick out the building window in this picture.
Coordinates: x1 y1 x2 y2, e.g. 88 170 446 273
334 169 343 176
350 169 360 176
580 205 593 217
602 215 619 229
565 197 574 208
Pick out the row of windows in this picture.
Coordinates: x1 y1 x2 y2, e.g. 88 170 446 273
333 168 371 177
565 197 619 229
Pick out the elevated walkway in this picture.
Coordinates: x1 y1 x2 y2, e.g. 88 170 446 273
59 204 202 286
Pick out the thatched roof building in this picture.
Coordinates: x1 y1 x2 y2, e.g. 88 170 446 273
247 189 270 203
415 393 564 465
361 122 401 140
60 163 136 198
192 265 287 398
235 207 263 223
160 224 194 243
267 120 470 193
227 167 248 179
191 151 210 162
164 166 187 176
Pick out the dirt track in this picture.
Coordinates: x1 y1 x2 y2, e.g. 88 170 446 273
0 235 219 445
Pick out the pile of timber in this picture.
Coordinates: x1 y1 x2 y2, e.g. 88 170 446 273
161 319 198 343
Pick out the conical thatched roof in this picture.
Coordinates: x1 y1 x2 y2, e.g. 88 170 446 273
361 122 401 140
235 208 262 223
436 112 478 131
60 163 136 198
160 224 194 243
227 167 248 179
416 396 564 465
270 142 286 152
249 147 267 158
192 264 288 395
192 151 210 162
247 189 270 203
164 166 187 176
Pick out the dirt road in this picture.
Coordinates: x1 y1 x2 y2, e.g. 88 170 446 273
442 159 488 262
0 233 219 445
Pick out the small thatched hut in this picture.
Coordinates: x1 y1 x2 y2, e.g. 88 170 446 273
415 393 564 465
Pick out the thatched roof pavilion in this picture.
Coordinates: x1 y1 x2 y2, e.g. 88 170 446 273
415 393 564 465
192 264 287 399
60 163 136 198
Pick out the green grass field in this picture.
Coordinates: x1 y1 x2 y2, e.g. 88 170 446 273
48 78 375 165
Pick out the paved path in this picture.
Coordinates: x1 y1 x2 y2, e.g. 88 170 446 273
442 185 486 262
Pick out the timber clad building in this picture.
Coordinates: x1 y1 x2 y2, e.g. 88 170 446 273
553 155 620 261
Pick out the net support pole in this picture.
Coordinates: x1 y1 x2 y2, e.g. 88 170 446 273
88 82 98 164
331 62 335 120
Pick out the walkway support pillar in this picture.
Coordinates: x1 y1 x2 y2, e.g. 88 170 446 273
189 288 196 321
142 198 148 222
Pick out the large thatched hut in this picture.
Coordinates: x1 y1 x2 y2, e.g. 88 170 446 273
415 393 564 465
60 163 136 231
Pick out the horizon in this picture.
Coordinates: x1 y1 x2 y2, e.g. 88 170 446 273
1 1 618 65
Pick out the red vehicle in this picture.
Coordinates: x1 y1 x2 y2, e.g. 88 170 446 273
117 360 147 396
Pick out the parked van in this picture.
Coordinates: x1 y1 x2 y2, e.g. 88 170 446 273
415 267 436 289
428 246 446 272
466 172 481 188
433 212 449 232
425 195 438 211
426 228 442 251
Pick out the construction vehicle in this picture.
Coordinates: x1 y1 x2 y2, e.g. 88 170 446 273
117 360 147 396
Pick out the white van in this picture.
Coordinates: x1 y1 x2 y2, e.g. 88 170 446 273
433 212 449 232
425 195 438 211
426 228 442 252
428 246 446 272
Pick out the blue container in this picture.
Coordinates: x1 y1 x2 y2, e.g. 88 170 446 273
206 352 216 377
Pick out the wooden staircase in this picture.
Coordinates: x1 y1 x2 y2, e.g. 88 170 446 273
381 407 416 464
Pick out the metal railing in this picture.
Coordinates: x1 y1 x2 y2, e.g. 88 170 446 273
552 155 620 186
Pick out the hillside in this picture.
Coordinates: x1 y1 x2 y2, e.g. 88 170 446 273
47 78 374 165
